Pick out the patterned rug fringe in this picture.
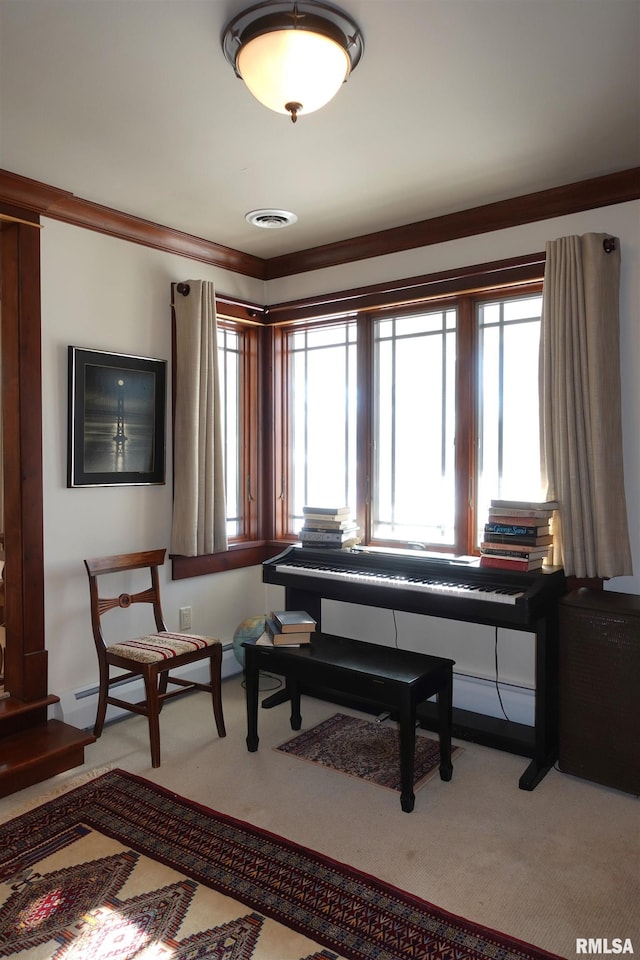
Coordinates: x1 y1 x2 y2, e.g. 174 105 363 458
4 763 115 819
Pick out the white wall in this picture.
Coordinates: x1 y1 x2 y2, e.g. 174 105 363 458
38 202 639 731
40 220 267 728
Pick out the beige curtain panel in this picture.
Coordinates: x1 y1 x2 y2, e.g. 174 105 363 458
171 280 228 557
540 233 632 579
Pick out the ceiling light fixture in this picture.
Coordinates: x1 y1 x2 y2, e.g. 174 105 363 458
222 0 364 123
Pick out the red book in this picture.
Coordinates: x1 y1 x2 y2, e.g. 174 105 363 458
485 515 551 528
479 555 544 572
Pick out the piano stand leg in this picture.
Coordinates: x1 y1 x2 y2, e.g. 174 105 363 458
439 761 453 782
261 689 290 709
518 754 555 791
288 680 302 730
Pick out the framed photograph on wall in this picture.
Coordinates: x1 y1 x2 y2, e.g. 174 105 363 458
68 346 167 487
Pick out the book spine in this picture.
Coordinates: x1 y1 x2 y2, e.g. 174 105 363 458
481 533 552 545
486 515 551 526
265 616 313 643
271 612 316 632
300 529 356 542
479 556 541 571
302 522 353 530
264 617 281 640
487 508 554 519
480 547 547 559
484 523 544 536
481 540 542 553
490 500 558 511
302 506 350 515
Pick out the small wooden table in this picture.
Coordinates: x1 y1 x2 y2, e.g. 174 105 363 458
244 632 455 812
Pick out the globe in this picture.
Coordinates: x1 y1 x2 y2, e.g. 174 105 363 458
232 614 267 668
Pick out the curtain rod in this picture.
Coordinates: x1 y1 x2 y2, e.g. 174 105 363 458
174 282 265 321
0 213 43 228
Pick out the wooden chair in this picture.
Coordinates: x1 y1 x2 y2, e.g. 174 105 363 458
84 548 225 767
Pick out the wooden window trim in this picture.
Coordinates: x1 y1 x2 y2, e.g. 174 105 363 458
170 303 270 581
172 256 545 578
272 270 545 557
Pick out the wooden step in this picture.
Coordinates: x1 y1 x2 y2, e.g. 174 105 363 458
0 718 96 798
0 694 60 736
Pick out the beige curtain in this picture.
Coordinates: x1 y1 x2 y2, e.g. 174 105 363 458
540 233 632 579
171 280 228 556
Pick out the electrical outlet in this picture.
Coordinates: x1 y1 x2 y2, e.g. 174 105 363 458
179 606 192 631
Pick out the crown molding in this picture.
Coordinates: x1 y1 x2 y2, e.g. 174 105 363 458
265 167 640 279
0 169 266 280
1 166 638 283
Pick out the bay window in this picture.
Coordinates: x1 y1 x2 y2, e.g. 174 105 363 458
172 255 545 577
274 263 544 556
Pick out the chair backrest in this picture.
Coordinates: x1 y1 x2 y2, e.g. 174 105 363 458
84 548 168 651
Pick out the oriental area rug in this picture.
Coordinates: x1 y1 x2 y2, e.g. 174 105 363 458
0 769 561 960
276 713 462 794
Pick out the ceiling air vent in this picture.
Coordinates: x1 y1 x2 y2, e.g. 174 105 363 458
245 209 298 229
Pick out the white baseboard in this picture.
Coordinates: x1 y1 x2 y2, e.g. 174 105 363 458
452 672 534 726
51 647 532 734
53 645 241 732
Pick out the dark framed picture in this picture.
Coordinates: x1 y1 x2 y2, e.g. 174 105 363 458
68 346 166 487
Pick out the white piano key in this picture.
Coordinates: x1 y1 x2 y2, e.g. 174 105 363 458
274 563 525 604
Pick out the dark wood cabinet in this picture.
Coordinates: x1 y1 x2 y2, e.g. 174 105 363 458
558 589 640 795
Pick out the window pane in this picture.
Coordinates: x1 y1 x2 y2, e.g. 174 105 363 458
289 322 357 531
373 310 457 545
218 327 240 537
476 295 544 544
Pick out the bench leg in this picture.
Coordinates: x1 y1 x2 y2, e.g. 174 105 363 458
245 651 259 752
398 697 416 813
438 671 454 781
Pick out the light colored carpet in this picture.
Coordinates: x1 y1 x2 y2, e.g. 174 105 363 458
2 769 564 960
1 674 638 958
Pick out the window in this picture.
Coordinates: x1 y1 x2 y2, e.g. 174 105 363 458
217 323 241 538
275 268 544 556
172 257 544 577
476 294 544 544
287 320 358 532
216 318 262 546
373 308 457 545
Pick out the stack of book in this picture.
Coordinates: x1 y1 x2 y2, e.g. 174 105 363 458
480 499 558 572
258 610 317 646
299 505 360 549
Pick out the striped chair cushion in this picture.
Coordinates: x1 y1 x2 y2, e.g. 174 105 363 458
107 632 220 664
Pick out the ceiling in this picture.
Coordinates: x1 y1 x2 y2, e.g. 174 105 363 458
1 0 639 261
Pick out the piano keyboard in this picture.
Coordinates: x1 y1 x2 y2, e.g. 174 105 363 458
274 562 525 605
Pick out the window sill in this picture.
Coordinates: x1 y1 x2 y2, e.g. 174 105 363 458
171 541 283 580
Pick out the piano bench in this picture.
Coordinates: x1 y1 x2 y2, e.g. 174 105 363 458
243 632 455 813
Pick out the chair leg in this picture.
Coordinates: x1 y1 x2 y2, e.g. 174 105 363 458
210 645 226 738
143 666 162 767
94 663 110 738
158 670 169 713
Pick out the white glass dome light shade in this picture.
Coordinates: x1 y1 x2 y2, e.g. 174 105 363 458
237 28 351 118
